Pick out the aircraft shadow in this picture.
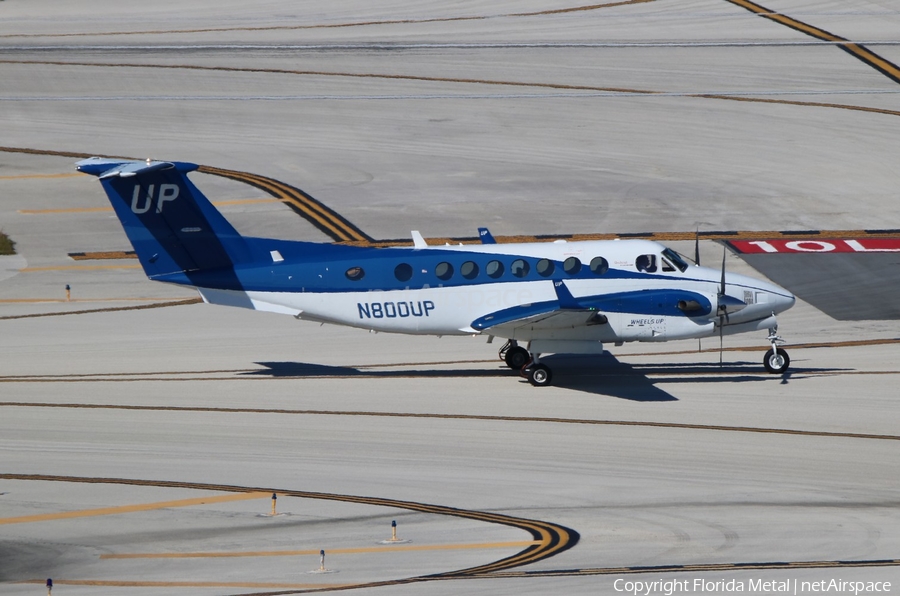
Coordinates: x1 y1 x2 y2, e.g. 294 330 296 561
531 354 678 401
242 355 673 401
243 356 846 402
243 362 504 379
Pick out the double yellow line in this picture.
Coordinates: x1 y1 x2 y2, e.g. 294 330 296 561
197 165 372 244
725 0 900 84
0 474 579 582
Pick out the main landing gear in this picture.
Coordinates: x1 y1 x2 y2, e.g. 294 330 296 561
499 340 553 387
763 327 790 374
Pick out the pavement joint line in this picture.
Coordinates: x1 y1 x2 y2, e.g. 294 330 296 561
0 297 202 320
0 0 654 38
3 402 899 442
0 172 83 180
17 580 352 589
0 492 270 525
3 60 900 127
0 297 196 303
20 264 142 271
101 541 540 559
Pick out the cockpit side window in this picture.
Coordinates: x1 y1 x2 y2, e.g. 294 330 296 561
635 254 657 273
661 248 689 272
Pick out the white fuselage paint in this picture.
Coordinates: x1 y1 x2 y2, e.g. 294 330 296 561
198 239 795 347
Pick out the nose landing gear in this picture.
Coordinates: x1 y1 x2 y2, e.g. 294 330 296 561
526 363 553 387
763 327 790 374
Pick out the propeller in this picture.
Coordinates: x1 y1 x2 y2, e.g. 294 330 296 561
714 246 749 366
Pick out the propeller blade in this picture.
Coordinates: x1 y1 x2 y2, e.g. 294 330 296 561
720 245 726 298
719 320 724 366
694 227 700 266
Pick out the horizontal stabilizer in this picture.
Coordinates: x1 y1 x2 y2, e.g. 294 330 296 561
76 157 198 179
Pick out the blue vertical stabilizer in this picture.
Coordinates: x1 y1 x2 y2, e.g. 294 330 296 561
76 158 252 279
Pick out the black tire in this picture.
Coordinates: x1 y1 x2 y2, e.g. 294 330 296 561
505 346 530 370
763 347 790 374
528 364 553 387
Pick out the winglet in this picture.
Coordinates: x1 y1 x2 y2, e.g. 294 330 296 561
553 280 582 309
478 227 497 244
411 231 427 248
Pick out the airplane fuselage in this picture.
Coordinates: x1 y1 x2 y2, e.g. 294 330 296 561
162 238 794 345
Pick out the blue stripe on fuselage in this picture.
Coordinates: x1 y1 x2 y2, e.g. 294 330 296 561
156 239 710 293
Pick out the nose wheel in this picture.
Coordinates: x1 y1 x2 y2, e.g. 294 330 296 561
763 327 790 374
763 347 790 374
526 363 553 387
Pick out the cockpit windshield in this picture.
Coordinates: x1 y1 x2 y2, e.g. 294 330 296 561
661 248 689 273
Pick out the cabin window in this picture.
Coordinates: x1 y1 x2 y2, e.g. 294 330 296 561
563 257 581 275
589 256 608 275
461 261 479 280
635 254 657 273
394 263 413 282
435 261 454 281
345 266 365 280
536 258 554 277
511 259 530 278
486 260 504 278
661 248 689 272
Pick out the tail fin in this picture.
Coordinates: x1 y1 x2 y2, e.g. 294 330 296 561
478 227 497 244
76 158 252 278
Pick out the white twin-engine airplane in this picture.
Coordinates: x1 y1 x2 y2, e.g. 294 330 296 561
77 157 796 386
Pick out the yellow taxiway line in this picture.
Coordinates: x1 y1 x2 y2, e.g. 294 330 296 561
101 540 539 559
0 492 270 525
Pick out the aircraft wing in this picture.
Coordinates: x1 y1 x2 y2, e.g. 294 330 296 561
471 281 712 334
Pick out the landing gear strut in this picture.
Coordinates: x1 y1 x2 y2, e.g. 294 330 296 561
499 340 553 386
763 326 790 374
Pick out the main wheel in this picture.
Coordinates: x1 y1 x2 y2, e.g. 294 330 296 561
528 364 553 387
763 347 790 374
504 346 530 369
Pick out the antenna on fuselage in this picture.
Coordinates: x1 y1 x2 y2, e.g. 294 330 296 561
411 231 427 248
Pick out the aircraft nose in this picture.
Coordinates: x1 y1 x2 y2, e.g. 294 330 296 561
764 282 795 314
